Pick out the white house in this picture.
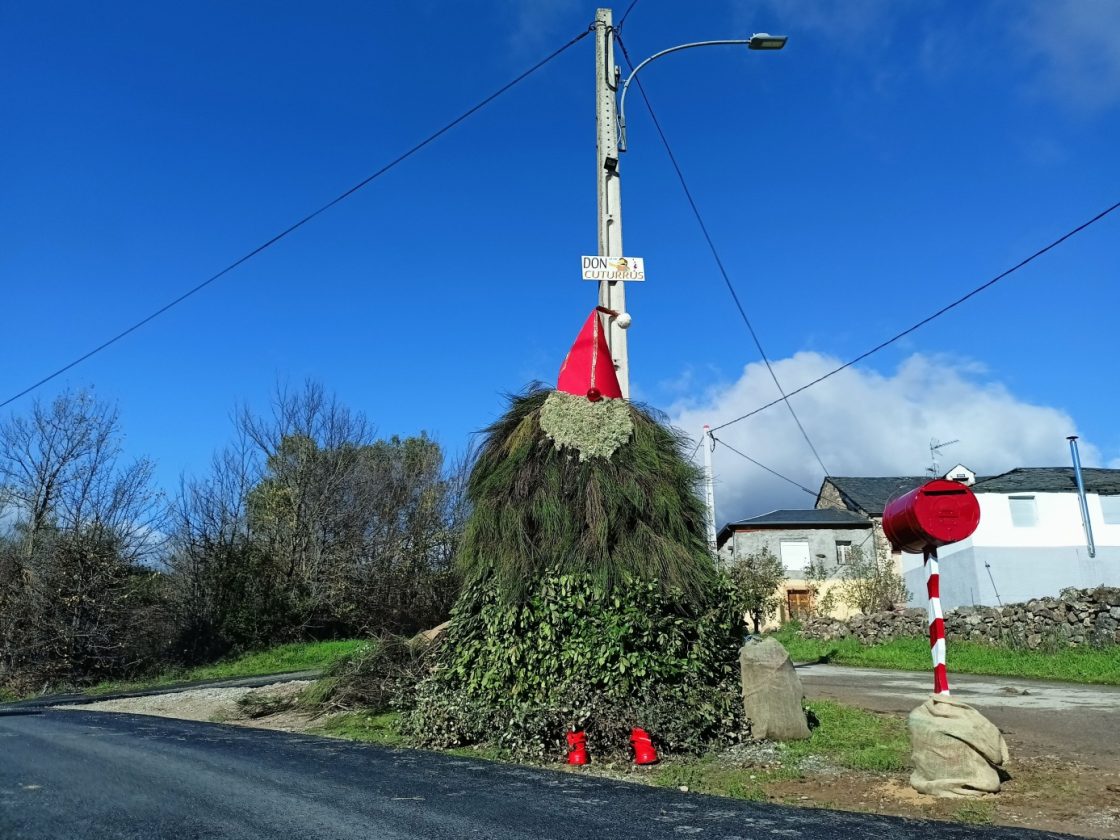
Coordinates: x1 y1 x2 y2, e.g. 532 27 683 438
899 467 1120 609
816 466 1120 610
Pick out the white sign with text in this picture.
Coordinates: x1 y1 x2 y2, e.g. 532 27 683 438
581 255 646 281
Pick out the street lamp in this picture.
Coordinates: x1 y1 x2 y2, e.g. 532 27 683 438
749 33 789 50
618 34 788 152
591 8 786 399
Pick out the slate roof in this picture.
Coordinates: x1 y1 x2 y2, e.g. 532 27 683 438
717 508 871 547
822 468 1120 516
819 476 931 516
973 468 1120 495
728 509 873 528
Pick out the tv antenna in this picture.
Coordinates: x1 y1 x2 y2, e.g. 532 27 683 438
928 438 960 476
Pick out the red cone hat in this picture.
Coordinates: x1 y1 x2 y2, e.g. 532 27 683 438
557 309 623 401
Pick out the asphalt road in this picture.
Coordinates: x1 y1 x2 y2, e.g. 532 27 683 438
1 710 1076 840
797 663 1120 770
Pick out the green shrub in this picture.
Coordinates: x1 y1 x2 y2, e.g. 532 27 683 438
309 636 432 714
404 571 745 760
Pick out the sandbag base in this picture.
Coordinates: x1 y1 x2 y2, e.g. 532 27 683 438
909 694 1009 798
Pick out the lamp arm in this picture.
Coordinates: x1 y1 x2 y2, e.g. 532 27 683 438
617 40 749 152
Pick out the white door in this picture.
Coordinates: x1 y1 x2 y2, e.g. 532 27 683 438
780 540 811 572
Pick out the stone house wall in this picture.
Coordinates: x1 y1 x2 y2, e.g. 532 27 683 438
815 481 906 583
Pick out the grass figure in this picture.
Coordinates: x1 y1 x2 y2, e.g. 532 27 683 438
406 372 745 760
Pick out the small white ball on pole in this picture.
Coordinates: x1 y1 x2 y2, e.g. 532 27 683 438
616 312 632 329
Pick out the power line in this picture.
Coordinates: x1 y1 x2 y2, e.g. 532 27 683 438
0 28 593 411
613 33 831 479
617 0 642 29
710 197 1120 433
688 436 704 462
709 434 819 498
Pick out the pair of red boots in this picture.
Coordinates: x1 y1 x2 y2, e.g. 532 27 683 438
566 728 658 766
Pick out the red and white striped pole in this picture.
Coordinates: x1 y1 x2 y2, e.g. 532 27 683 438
924 548 949 695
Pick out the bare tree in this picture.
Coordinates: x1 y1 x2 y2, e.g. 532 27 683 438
0 390 168 690
834 545 912 614
159 380 471 664
164 433 277 661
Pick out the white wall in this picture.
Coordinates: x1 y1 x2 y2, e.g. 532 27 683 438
905 545 1120 609
901 491 1120 608
970 492 1120 548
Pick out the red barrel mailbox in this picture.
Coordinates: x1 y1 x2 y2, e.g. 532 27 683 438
882 479 980 554
885 478 981 696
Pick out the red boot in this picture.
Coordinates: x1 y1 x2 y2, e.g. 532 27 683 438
630 727 659 765
566 730 589 765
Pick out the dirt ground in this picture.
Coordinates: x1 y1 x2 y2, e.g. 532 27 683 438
64 680 1120 838
64 680 325 733
761 748 1120 839
799 663 1120 772
795 663 1120 837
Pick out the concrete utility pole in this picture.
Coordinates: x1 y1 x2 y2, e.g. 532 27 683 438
702 425 718 555
594 7 629 398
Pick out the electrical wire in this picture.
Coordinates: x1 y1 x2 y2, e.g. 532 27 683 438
710 197 1120 433
688 436 704 462
0 28 593 411
617 0 642 29
709 433 819 498
613 33 831 479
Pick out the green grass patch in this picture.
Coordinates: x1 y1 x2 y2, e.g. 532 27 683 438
241 691 908 806
952 801 995 825
652 758 779 800
315 711 407 747
783 699 910 772
85 639 365 696
771 625 1120 686
648 700 908 800
186 640 365 681
313 708 511 759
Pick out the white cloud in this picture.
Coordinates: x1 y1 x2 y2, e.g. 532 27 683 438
737 0 1120 111
733 0 922 98
740 0 905 42
667 352 1102 524
501 0 583 56
1011 0 1120 111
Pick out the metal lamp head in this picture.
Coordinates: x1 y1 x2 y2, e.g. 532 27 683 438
748 33 788 50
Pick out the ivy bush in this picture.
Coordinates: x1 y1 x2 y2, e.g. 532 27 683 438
402 570 746 759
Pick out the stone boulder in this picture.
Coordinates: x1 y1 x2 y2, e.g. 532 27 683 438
739 639 811 741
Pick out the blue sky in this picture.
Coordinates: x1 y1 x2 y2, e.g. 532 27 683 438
2 1 1118 519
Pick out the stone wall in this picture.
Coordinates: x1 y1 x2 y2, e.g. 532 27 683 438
798 586 1120 649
